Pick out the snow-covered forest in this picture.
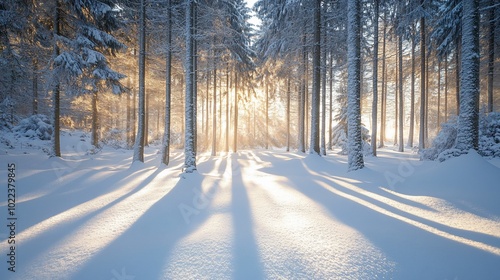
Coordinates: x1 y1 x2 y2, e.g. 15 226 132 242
1 0 500 279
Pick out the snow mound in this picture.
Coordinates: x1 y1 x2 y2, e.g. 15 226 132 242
422 113 500 161
401 150 500 217
13 114 53 140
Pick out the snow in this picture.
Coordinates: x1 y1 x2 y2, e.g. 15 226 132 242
1 132 500 279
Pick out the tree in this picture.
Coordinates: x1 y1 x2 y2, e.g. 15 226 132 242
347 0 364 171
487 0 495 113
371 0 379 156
47 0 125 157
184 0 197 172
456 0 480 151
309 0 321 155
162 0 173 165
133 0 146 163
419 0 426 150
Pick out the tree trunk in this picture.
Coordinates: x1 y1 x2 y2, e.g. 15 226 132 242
193 3 198 156
32 59 38 115
126 80 131 148
444 53 448 121
298 35 306 153
286 77 291 152
320 8 327 156
371 0 379 156
162 0 172 165
133 0 146 163
437 59 441 128
394 46 398 146
184 0 196 171
419 3 426 150
379 10 387 148
52 0 61 157
265 80 269 149
398 33 404 152
456 0 480 151
455 40 460 115
408 31 415 148
328 51 334 150
233 71 238 152
92 90 99 147
487 0 495 113
225 66 229 153
212 56 217 156
347 0 364 171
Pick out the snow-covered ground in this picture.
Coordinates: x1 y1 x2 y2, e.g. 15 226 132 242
1 131 500 279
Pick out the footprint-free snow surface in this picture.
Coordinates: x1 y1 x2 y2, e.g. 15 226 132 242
1 133 500 279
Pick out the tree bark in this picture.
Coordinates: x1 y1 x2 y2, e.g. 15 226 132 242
398 34 404 152
419 2 426 150
408 30 415 148
133 0 146 163
487 0 495 113
456 0 480 151
184 0 196 171
233 71 238 152
371 0 379 156
347 0 364 171
52 0 61 157
162 0 172 165
287 77 291 152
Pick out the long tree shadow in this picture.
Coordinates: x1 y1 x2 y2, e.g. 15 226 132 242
13 165 172 276
70 158 228 279
252 151 500 278
230 153 265 279
293 156 500 278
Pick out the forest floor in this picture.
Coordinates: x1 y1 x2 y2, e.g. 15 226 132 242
1 131 500 279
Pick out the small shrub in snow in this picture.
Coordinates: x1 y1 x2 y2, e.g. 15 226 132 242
420 116 458 161
331 123 372 156
479 112 500 158
13 114 53 140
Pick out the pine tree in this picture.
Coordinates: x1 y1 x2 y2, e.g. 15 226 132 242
456 0 480 151
347 0 364 171
184 0 197 172
309 0 321 155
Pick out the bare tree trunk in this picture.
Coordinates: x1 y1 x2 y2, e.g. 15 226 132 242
265 80 269 149
92 90 99 147
398 33 404 152
371 0 379 155
487 0 495 113
32 59 38 115
437 59 441 128
379 10 387 148
162 0 172 165
225 66 229 153
52 0 61 157
320 7 327 156
328 51 333 150
212 55 217 156
233 71 238 152
456 0 480 151
184 0 196 171
444 53 448 120
127 80 131 148
408 31 415 148
133 0 146 163
419 2 426 150
347 0 364 171
287 77 291 152
298 35 306 153
455 40 460 115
